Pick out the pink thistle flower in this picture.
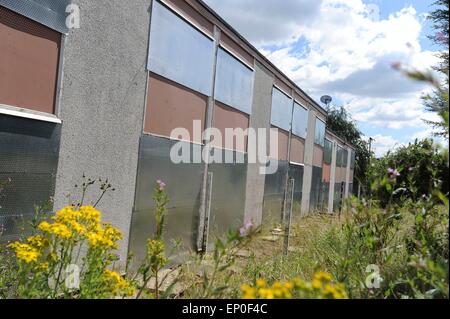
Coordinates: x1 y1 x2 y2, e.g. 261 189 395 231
156 179 166 191
239 220 253 237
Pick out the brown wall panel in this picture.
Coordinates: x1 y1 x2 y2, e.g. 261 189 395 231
0 7 60 114
349 169 354 184
145 74 207 144
294 91 309 107
290 135 305 164
322 163 331 183
211 101 249 152
274 77 292 96
270 126 289 161
313 145 324 167
220 32 254 67
165 0 214 36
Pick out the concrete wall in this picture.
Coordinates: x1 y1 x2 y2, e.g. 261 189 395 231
243 61 273 227
300 109 317 215
328 139 337 214
344 146 352 198
54 0 151 262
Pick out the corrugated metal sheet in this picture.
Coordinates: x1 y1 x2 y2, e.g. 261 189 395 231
262 160 288 224
0 115 60 243
128 135 204 267
207 149 247 249
288 163 303 218
0 0 71 33
309 166 323 212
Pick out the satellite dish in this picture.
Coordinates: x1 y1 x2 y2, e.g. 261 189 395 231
320 95 332 105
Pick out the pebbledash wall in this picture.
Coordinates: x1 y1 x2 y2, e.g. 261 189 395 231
0 0 355 264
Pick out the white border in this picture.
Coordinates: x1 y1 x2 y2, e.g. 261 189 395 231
0 104 61 124
158 0 214 41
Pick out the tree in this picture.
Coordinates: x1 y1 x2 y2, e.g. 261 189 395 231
326 106 372 195
423 0 449 139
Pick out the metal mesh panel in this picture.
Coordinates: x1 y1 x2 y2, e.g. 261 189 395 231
333 182 346 212
0 115 60 242
0 0 71 33
288 163 303 218
309 166 323 212
320 182 330 211
262 160 288 224
207 149 247 247
128 135 204 267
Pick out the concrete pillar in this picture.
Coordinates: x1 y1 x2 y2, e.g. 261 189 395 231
328 140 337 214
54 0 151 262
300 109 317 215
344 147 352 198
243 61 273 227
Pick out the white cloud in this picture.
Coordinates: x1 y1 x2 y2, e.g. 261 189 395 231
204 0 442 141
204 0 323 46
369 134 402 157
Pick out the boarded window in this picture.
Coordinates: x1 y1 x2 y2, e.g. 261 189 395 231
211 101 249 152
290 135 305 164
145 74 207 144
314 118 326 147
147 1 214 96
215 48 254 114
271 127 289 161
336 145 344 167
350 150 356 169
313 145 324 167
342 148 348 167
323 138 332 164
292 102 308 139
0 7 60 114
270 87 292 132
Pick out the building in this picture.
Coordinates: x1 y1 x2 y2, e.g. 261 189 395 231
0 0 355 264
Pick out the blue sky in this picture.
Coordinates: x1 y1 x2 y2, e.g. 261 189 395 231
204 0 445 156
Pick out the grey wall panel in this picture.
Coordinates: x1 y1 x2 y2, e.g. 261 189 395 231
54 0 150 264
215 48 254 114
0 115 60 242
270 87 292 132
129 135 204 267
262 160 287 224
309 166 323 212
320 182 330 211
207 149 247 246
148 1 214 96
0 0 71 33
288 164 303 218
333 182 345 212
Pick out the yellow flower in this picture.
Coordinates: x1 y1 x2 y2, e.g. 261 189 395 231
8 242 40 264
312 278 322 290
284 281 294 290
39 262 49 271
241 284 257 299
38 221 72 239
314 271 333 282
27 235 48 250
54 206 80 223
86 223 122 249
79 206 101 224
258 288 274 299
102 269 135 297
256 278 266 288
